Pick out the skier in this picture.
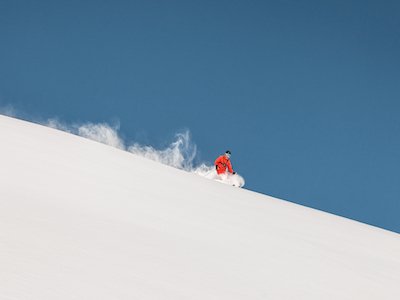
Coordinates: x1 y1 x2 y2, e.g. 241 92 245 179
214 150 236 176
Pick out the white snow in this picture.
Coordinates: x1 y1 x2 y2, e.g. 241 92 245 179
1 114 399 299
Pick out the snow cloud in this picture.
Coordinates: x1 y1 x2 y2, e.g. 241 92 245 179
46 118 198 170
78 123 125 150
46 119 244 187
0 108 245 187
128 131 197 170
0 105 17 118
47 119 124 149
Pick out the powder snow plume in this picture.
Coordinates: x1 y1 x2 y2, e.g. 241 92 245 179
0 105 17 118
0 112 244 187
47 119 125 150
47 119 200 169
128 131 197 170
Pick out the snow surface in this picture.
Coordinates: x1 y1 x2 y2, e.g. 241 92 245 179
1 114 400 299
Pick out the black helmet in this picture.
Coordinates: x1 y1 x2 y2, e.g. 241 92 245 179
225 150 231 156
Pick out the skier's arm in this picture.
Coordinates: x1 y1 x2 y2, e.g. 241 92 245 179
215 156 223 167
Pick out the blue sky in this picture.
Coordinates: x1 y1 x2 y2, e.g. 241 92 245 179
1 0 399 233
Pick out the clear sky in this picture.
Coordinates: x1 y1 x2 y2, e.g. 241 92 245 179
1 0 399 233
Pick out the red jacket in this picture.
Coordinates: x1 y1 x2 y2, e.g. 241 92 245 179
214 155 234 174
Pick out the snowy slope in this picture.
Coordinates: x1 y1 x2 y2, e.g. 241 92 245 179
1 114 399 300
